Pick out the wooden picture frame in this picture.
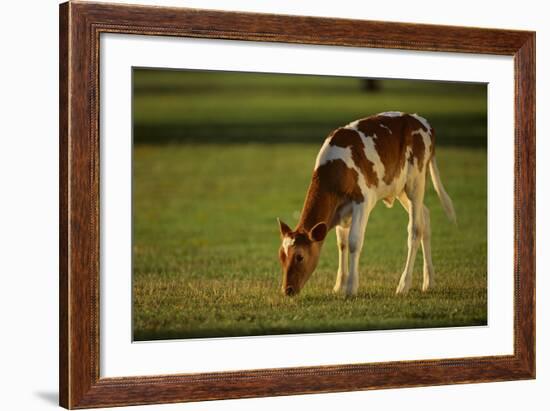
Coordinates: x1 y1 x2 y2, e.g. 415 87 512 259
59 1 535 408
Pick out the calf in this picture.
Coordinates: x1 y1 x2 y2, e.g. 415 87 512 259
277 112 456 297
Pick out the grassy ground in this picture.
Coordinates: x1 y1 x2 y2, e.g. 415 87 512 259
132 70 487 341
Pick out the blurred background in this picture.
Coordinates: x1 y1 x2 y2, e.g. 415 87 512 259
132 69 487 341
133 70 487 146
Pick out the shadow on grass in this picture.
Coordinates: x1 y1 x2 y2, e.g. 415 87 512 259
134 317 487 342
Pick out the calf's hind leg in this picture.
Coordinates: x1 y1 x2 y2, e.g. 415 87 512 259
420 205 434 291
398 195 435 292
396 182 426 295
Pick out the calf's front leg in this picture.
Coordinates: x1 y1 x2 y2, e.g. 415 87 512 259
333 225 350 293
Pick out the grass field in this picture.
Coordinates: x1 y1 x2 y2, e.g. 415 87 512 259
132 70 487 341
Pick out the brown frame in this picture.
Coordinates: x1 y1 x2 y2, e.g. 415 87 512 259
59 1 536 409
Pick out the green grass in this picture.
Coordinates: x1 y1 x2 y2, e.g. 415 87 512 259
132 70 487 341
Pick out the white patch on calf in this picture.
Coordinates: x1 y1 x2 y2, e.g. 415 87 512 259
355 130 386 183
345 121 359 132
404 144 418 169
405 145 413 164
314 137 338 170
379 111 404 117
380 123 392 133
419 129 432 153
412 128 432 168
411 113 431 131
314 144 369 198
346 119 360 129
282 236 295 256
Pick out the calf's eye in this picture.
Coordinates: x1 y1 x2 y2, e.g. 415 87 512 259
296 254 304 262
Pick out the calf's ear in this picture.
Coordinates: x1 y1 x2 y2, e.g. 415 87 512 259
309 222 328 242
277 218 292 238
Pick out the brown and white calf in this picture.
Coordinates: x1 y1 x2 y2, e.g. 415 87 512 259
277 111 456 297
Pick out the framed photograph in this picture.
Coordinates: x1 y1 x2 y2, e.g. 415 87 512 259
59 1 535 408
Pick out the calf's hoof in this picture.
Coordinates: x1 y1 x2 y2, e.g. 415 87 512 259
395 281 411 295
421 281 433 293
344 284 358 297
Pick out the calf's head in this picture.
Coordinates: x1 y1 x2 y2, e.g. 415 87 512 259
277 219 328 296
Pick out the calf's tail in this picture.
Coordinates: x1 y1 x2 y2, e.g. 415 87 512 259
429 156 456 224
